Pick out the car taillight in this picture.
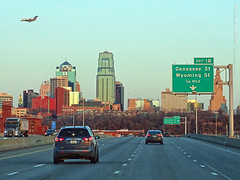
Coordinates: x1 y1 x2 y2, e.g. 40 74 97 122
147 134 151 137
55 137 64 142
158 134 162 137
83 137 93 141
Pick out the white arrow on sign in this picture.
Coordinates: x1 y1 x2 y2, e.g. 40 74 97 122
190 85 197 91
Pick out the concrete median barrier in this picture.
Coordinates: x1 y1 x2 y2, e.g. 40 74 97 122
185 134 240 149
0 136 55 152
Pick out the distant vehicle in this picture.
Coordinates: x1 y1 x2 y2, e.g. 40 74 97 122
53 126 99 164
138 132 145 137
4 118 28 137
45 129 57 136
127 133 134 137
21 16 38 22
145 130 163 145
163 132 170 137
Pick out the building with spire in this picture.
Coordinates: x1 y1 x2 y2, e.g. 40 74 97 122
96 50 116 104
209 68 227 112
56 61 76 91
18 94 23 108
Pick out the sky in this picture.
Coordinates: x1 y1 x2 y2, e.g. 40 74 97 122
0 0 239 110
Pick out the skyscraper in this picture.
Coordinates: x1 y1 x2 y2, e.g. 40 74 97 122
56 61 76 91
96 50 116 104
115 81 124 110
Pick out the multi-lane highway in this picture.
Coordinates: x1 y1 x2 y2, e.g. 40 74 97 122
0 136 240 180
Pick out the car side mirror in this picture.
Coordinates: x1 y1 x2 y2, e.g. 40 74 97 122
95 136 100 139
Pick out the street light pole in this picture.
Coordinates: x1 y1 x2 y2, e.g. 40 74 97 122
83 99 85 126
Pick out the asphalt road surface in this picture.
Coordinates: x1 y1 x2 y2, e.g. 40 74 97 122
0 136 240 180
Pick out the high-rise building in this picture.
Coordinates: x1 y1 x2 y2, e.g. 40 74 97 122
56 61 76 91
115 81 124 110
55 87 69 115
209 68 227 113
50 77 68 98
0 93 13 108
23 90 39 108
96 50 116 104
40 81 50 98
161 88 188 112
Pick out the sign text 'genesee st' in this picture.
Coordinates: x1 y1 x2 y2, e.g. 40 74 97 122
172 64 214 93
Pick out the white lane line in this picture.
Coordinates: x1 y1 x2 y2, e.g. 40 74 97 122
7 172 19 176
128 158 132 161
114 171 120 174
200 165 205 168
181 150 183 152
193 160 197 163
211 172 218 176
184 152 187 154
187 155 191 158
34 164 45 168
122 164 127 166
131 154 135 157
205 164 232 180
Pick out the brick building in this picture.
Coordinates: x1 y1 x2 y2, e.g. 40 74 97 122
209 68 227 112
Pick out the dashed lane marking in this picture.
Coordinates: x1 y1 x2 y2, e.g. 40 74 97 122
114 171 120 174
211 172 218 176
34 164 45 168
200 165 205 168
122 164 127 166
7 172 19 176
128 158 132 161
193 160 197 163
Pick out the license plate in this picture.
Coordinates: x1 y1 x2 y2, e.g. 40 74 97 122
70 140 77 144
153 135 156 137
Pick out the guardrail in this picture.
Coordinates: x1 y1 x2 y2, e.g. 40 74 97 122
185 134 240 149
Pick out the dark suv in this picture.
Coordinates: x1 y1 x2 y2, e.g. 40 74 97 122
53 126 99 164
145 130 163 144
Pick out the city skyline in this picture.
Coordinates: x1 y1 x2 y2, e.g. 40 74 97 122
1 1 240 109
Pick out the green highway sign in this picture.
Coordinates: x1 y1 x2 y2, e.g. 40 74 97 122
164 116 180 125
194 57 214 64
172 64 214 93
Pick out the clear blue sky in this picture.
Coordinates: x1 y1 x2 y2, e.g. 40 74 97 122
0 0 239 109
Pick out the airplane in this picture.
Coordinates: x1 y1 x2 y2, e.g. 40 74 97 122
21 16 38 22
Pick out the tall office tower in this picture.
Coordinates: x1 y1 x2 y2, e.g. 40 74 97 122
50 77 68 98
23 90 39 108
0 93 13 108
56 61 76 91
115 81 124 110
40 81 50 98
96 50 116 104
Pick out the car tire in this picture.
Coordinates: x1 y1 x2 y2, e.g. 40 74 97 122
160 142 163 145
90 153 97 164
96 150 99 162
53 154 60 164
145 141 148 144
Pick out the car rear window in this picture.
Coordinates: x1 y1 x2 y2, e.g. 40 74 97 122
148 131 161 135
58 128 89 138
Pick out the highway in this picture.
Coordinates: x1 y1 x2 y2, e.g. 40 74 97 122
0 136 240 180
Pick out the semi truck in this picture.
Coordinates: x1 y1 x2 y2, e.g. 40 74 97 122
4 118 29 137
